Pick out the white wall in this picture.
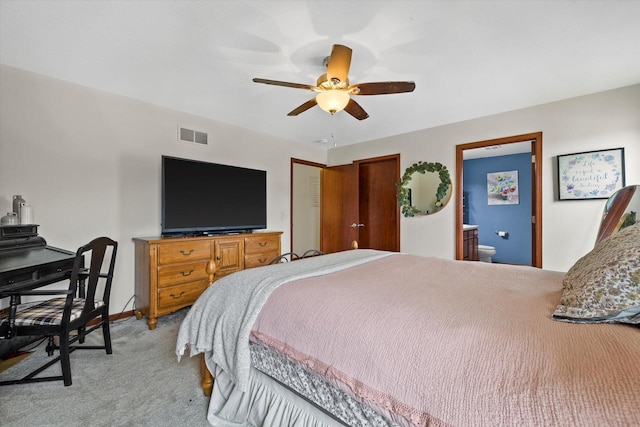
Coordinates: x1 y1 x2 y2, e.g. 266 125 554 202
2 64 638 314
328 84 640 271
0 65 326 314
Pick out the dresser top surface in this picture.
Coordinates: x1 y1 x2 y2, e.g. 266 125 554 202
133 231 282 244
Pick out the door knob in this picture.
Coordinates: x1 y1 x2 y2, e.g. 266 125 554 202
349 223 365 228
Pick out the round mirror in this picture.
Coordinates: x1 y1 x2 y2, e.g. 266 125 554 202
397 162 452 217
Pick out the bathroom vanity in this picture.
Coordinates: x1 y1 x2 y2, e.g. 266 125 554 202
463 224 479 261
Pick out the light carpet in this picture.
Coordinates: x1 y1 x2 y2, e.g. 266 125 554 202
0 308 211 426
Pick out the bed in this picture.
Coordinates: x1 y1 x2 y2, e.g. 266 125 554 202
176 224 640 426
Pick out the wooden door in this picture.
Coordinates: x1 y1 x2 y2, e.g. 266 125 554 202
321 163 358 253
321 155 400 252
357 156 400 251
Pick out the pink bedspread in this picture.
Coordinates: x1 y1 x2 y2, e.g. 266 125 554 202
251 254 640 426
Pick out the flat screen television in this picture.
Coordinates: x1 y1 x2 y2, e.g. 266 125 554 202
161 156 267 236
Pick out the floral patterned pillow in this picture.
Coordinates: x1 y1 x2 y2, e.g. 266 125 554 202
553 223 640 324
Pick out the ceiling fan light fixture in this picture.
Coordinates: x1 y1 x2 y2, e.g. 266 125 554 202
253 44 414 120
316 90 350 115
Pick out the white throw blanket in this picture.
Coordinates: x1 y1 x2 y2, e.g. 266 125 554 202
175 249 391 391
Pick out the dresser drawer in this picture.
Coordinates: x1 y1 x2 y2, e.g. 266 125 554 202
157 260 210 288
134 231 280 330
244 235 280 254
245 250 279 269
157 281 209 311
157 241 210 265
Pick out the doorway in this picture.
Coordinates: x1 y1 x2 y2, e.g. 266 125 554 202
291 154 400 255
455 133 542 267
290 159 324 255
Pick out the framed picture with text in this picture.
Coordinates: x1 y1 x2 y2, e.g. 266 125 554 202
557 147 625 200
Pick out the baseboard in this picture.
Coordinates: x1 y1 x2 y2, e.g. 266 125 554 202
87 310 135 326
110 310 135 322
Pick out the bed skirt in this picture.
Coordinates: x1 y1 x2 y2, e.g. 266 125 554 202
207 361 346 426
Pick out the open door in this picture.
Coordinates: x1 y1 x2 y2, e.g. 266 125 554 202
321 163 359 253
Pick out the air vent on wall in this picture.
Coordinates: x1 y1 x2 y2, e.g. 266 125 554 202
178 126 208 145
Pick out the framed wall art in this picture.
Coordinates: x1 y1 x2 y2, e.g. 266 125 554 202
487 170 519 205
557 147 625 200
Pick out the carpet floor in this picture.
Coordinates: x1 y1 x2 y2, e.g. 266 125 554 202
0 308 211 426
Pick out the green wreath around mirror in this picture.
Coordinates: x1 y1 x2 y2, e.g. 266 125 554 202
397 161 451 217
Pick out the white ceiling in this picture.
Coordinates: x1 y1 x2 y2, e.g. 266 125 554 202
1 1 639 148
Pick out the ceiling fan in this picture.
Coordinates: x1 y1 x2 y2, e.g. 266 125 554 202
252 44 416 120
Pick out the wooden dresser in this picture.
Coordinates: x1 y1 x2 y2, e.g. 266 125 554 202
133 231 281 330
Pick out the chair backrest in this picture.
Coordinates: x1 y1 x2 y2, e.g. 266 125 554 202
65 237 118 321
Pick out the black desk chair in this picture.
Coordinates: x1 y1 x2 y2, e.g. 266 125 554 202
0 237 117 386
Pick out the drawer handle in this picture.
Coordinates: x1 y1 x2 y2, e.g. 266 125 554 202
180 249 194 256
180 269 194 277
258 258 267 264
258 242 267 247
169 291 185 299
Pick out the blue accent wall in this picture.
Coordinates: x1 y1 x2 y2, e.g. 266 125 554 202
463 153 532 264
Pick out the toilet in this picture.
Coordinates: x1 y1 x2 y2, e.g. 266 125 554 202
478 244 496 263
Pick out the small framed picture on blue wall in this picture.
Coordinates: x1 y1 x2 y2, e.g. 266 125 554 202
557 147 625 200
487 170 519 205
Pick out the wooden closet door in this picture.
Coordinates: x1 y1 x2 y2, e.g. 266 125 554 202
357 155 400 252
321 163 358 253
321 154 399 253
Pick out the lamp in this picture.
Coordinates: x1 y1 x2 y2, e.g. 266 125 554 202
315 90 350 115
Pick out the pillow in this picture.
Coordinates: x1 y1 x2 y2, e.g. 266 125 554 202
553 223 640 324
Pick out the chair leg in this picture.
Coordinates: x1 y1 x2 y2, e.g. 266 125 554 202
102 313 112 354
78 325 86 344
46 336 56 356
59 331 72 386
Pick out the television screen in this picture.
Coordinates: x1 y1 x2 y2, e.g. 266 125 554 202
162 156 267 236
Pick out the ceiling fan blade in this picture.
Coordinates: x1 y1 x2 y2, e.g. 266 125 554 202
287 98 318 116
326 44 352 84
351 81 416 95
253 78 315 91
344 98 369 120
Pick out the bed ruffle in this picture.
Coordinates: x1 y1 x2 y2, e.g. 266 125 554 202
207 362 343 427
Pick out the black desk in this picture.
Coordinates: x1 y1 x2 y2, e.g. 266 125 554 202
1 244 77 338
0 246 76 292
